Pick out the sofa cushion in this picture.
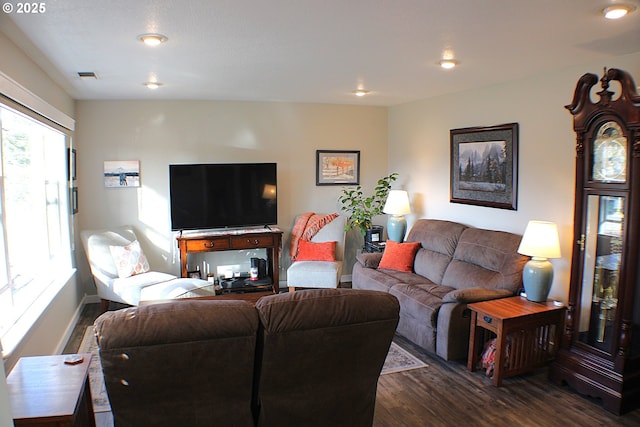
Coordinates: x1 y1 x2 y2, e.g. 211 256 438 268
390 282 456 353
441 227 528 292
390 283 455 328
406 220 467 284
442 287 514 304
354 261 437 292
352 262 402 293
287 260 343 288
355 252 383 269
378 240 421 272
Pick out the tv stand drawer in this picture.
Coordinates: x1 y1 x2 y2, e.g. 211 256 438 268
230 235 274 249
185 238 231 252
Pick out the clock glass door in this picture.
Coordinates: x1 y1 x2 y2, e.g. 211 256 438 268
577 194 624 353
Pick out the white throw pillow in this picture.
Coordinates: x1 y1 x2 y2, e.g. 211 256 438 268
109 240 150 278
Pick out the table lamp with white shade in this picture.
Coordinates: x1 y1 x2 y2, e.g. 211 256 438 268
383 190 411 242
517 220 562 302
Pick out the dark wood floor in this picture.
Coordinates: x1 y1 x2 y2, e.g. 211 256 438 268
375 334 640 427
65 302 640 427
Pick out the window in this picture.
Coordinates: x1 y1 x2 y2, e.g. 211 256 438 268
0 104 72 339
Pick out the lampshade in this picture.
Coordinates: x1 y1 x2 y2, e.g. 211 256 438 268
517 221 561 259
383 190 411 215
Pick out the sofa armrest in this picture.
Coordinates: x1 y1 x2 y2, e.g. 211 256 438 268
355 252 383 269
442 287 513 304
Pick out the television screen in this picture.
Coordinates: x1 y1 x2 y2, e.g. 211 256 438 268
169 163 277 231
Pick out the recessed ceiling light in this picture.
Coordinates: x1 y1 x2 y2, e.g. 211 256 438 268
602 4 636 19
144 82 163 90
438 59 459 69
138 33 168 46
352 89 370 97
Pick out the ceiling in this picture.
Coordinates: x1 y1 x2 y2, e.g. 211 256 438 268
2 0 639 106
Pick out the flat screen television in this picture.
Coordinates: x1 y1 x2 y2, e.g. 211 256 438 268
169 163 277 231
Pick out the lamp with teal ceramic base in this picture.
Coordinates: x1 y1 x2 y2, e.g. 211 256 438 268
522 257 554 302
517 220 561 303
383 190 411 243
387 215 407 243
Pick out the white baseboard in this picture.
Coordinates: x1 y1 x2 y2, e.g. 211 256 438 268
84 294 101 304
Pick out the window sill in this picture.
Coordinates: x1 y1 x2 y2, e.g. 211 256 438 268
1 268 76 362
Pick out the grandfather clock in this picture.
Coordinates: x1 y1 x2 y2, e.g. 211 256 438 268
549 68 640 414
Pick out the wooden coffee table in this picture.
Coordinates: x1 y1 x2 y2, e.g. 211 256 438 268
140 284 274 306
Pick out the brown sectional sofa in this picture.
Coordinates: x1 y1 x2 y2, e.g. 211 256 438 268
93 288 399 427
353 219 529 361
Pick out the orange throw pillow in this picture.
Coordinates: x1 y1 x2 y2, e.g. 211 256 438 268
378 240 421 273
296 240 337 261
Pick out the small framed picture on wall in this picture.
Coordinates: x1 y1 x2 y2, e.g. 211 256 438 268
70 187 78 214
67 148 76 181
104 160 141 188
316 150 360 186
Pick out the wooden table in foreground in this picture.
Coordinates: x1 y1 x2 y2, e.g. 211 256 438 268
7 353 96 427
467 296 566 386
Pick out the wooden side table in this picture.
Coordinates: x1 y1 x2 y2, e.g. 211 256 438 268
8 353 96 427
467 296 566 386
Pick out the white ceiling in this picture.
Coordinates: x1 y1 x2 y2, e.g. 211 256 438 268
2 0 639 106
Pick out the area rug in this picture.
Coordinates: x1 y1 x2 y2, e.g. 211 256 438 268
381 341 428 375
78 326 111 413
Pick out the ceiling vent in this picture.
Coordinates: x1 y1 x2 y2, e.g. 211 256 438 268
77 72 97 79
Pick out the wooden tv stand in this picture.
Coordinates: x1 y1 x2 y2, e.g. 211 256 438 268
177 227 283 293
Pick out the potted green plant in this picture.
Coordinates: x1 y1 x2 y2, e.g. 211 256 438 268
338 172 398 238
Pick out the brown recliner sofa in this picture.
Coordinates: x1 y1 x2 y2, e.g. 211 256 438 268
93 288 400 427
353 219 529 361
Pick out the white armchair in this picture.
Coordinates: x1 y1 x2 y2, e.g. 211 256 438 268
81 225 208 310
286 215 346 291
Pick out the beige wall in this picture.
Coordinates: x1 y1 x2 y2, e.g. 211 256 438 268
74 100 388 287
388 52 640 303
0 26 74 118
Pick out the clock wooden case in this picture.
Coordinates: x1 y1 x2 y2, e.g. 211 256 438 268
549 68 640 414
